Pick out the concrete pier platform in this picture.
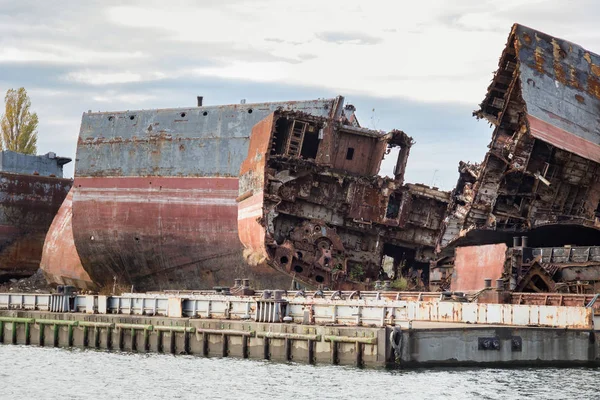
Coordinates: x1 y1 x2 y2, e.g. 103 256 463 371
0 311 598 368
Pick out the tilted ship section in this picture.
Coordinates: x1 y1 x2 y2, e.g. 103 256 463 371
433 24 600 294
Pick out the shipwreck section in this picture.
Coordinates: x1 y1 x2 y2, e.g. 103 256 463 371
238 111 449 289
433 24 600 293
65 97 360 291
0 150 71 281
462 23 600 235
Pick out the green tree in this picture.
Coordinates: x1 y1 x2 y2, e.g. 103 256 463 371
0 87 38 154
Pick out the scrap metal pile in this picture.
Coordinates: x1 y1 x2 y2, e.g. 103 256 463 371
237 110 448 290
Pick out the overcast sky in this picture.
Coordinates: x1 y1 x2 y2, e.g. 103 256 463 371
0 0 598 189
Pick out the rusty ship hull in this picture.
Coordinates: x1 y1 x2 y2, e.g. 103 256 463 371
0 166 71 281
44 98 346 291
72 175 261 290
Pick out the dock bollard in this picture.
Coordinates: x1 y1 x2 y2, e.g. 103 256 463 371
495 279 504 290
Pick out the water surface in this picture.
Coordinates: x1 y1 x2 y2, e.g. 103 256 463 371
0 345 597 399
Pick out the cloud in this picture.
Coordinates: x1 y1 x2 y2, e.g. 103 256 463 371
91 92 158 104
264 38 284 44
3 0 599 104
64 71 145 85
1 0 599 188
297 53 318 61
316 31 383 45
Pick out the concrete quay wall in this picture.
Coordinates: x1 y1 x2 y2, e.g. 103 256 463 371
0 311 598 368
400 324 597 367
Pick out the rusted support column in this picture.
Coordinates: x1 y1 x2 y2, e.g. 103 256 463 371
184 331 190 355
117 327 124 351
331 341 339 365
24 322 30 345
68 324 74 347
242 335 249 359
82 326 89 347
131 328 137 352
143 328 150 352
221 334 228 357
106 326 113 350
308 339 314 364
94 327 100 349
284 338 291 361
202 333 208 357
169 332 175 354
53 324 59 347
355 342 363 368
263 337 270 360
11 321 17 345
157 330 163 353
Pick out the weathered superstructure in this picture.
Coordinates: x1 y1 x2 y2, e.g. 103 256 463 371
238 111 449 289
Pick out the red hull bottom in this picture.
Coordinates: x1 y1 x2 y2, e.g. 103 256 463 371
63 176 291 291
41 188 97 290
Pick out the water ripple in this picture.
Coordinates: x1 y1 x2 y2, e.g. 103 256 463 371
0 345 597 400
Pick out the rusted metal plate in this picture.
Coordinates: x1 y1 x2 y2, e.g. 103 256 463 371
510 292 600 314
237 114 275 267
528 115 600 163
77 99 340 178
2 290 591 329
513 25 600 162
451 244 507 291
72 175 291 291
